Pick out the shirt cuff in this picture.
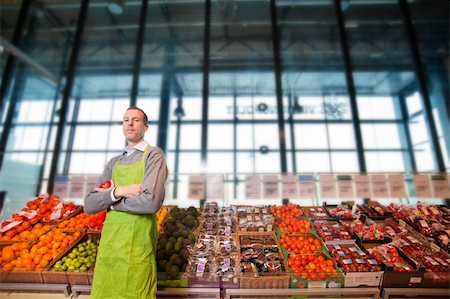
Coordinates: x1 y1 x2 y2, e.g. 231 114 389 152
111 187 121 202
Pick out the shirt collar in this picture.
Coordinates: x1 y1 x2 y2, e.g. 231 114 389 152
124 140 148 155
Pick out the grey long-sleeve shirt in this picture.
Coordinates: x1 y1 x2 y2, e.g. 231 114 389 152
84 145 168 215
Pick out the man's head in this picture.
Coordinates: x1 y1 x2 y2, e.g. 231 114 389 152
123 106 149 146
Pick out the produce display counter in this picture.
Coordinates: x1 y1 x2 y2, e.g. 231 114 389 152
0 282 71 297
224 287 380 299
381 288 450 299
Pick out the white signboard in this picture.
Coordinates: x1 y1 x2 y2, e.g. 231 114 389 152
430 175 450 198
281 174 298 199
371 174 389 198
245 175 261 199
319 174 337 199
86 176 99 193
337 175 355 199
69 176 86 198
388 174 407 198
298 175 316 199
263 175 280 199
354 174 371 198
206 175 224 200
413 174 432 198
54 176 69 198
188 175 205 199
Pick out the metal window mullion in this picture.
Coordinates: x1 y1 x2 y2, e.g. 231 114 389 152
63 96 81 175
201 0 211 168
47 0 90 193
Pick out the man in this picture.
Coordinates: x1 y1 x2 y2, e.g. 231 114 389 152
84 106 168 299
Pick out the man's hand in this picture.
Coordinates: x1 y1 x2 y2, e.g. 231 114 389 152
114 184 142 199
95 180 115 193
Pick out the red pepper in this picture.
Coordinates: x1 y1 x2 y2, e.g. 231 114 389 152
98 180 111 189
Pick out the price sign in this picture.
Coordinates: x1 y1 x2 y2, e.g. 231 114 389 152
263 175 280 199
337 175 355 199
371 174 389 198
86 176 99 193
188 175 205 199
413 174 432 198
298 175 316 199
430 175 450 198
54 176 69 198
281 174 298 199
388 174 407 198
69 176 85 198
206 175 224 200
354 174 371 198
320 174 337 199
245 175 261 199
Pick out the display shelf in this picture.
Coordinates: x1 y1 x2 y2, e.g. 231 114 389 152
0 283 71 297
224 287 380 299
381 288 450 299
71 285 221 299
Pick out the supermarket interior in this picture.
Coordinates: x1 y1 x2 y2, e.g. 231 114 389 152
0 0 449 298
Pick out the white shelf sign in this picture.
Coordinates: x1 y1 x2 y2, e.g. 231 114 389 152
54 176 69 198
354 174 371 198
206 175 224 200
388 174 407 198
263 175 280 199
188 175 205 200
413 174 432 198
430 175 450 198
281 174 298 199
86 176 99 192
298 175 316 199
69 176 86 198
319 174 337 199
371 174 389 198
245 175 261 199
337 175 355 199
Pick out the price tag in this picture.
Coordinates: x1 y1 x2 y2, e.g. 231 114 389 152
319 174 337 198
54 176 69 198
188 175 205 199
298 175 316 199
430 175 450 198
281 174 298 199
337 175 355 199
206 175 224 200
263 175 280 199
413 175 432 198
430 243 441 252
245 175 261 199
354 174 371 198
388 174 407 198
371 174 389 198
69 175 86 198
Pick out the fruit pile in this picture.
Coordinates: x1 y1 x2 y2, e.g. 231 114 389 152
271 204 303 219
0 223 52 242
156 206 169 233
1 230 82 271
276 219 311 234
326 243 382 272
327 203 354 219
25 194 80 221
56 211 106 231
280 235 322 255
313 220 352 242
369 244 414 272
288 253 337 280
156 206 199 280
342 218 385 241
302 207 329 220
51 238 99 272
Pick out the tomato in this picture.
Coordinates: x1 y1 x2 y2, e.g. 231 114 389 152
98 180 111 189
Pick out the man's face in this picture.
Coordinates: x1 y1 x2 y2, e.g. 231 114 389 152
123 109 148 144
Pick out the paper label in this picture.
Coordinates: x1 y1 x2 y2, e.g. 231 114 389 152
337 175 355 199
424 256 439 266
262 175 280 199
431 175 450 198
333 244 341 249
343 259 353 265
368 259 378 265
413 175 432 198
69 175 86 198
319 174 337 199
224 227 231 235
410 277 422 283
188 176 205 199
388 174 407 198
354 174 371 198
371 174 389 198
54 176 69 198
338 251 345 257
435 257 448 266
206 175 224 200
281 174 298 199
245 175 261 199
355 258 366 264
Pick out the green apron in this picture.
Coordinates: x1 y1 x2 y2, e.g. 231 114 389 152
91 145 158 299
